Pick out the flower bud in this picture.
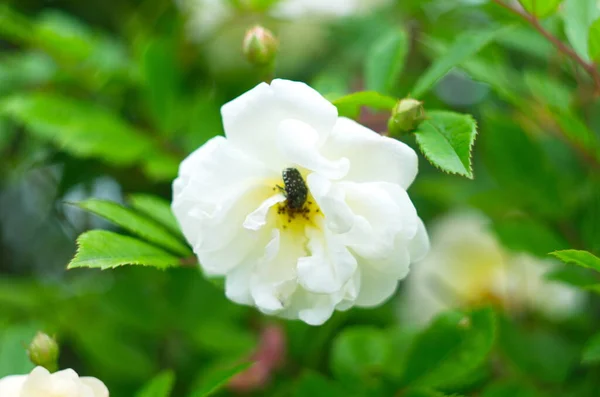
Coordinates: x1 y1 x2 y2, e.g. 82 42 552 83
242 25 279 67
27 332 59 373
387 98 426 135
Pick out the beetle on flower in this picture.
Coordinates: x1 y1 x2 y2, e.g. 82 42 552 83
172 79 429 325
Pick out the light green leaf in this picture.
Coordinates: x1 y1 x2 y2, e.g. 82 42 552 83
189 362 253 397
582 332 600 364
68 230 181 270
76 199 190 256
365 29 408 94
412 26 511 98
0 325 37 377
563 0 599 62
330 326 390 383
414 111 478 178
550 250 600 273
128 194 183 238
401 307 496 388
519 0 563 18
0 93 152 165
332 91 397 119
588 18 600 61
482 381 538 397
136 371 175 397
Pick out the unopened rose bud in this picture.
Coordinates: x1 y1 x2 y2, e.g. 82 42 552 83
243 25 279 67
388 98 426 135
27 332 59 373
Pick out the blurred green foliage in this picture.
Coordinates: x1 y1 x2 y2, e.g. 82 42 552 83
0 0 599 396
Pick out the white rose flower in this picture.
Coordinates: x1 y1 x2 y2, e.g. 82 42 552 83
0 366 108 397
172 79 429 325
402 211 584 326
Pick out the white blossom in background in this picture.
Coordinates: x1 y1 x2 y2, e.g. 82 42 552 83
177 0 394 40
0 366 108 397
401 211 584 326
172 79 428 325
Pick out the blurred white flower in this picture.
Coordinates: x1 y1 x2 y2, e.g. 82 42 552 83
272 0 393 19
177 0 393 40
402 212 584 326
0 366 108 397
172 79 428 325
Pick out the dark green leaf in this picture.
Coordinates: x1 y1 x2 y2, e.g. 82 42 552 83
76 199 190 256
140 38 182 135
401 307 496 388
482 380 539 397
189 362 253 397
68 230 181 270
330 326 390 383
414 111 478 178
519 0 562 18
365 29 408 94
412 26 511 98
136 371 175 397
498 318 578 383
332 91 396 119
550 250 600 273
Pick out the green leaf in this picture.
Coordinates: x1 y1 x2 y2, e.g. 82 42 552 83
189 362 253 397
136 371 175 397
75 199 190 256
518 0 562 18
365 29 408 94
498 318 578 383
403 389 460 397
588 19 600 61
332 91 397 119
128 194 183 238
554 111 600 164
293 372 350 397
68 230 181 270
414 111 478 178
482 380 539 397
412 26 511 98
0 325 36 377
582 332 600 365
563 0 599 62
545 266 600 291
0 93 151 165
401 307 496 388
330 326 390 383
550 250 600 273
140 38 182 135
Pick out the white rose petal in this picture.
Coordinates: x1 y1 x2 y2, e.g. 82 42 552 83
0 367 108 397
173 79 428 325
401 211 585 326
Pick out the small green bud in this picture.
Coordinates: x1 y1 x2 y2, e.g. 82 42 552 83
27 332 59 372
243 25 279 67
387 98 426 135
